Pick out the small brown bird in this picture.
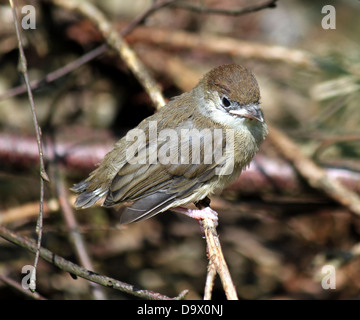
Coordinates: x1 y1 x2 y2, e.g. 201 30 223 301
72 64 268 224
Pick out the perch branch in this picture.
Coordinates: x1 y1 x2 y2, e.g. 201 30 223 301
195 200 238 300
201 218 238 299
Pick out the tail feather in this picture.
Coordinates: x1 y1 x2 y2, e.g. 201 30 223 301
70 180 89 193
72 180 107 209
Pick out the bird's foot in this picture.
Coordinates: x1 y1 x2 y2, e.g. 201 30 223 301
171 206 218 226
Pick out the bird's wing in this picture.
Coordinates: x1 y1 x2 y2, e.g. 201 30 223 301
105 124 230 224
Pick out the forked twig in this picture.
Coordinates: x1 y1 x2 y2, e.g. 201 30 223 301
195 199 238 300
202 218 238 299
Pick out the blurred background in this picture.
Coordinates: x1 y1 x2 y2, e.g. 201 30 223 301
1 0 360 299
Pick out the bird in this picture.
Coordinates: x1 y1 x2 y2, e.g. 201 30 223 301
71 64 268 225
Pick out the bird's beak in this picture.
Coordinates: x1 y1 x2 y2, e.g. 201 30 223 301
229 104 264 123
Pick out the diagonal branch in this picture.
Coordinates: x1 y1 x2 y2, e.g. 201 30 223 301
195 200 238 300
0 225 187 300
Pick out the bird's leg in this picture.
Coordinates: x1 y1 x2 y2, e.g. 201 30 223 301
195 197 211 209
171 197 218 226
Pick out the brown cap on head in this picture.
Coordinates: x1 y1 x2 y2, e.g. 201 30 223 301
202 64 260 106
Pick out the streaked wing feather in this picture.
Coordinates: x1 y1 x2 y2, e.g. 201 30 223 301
120 192 176 224
105 120 226 221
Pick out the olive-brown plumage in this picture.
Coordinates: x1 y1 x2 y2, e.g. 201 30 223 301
72 64 268 224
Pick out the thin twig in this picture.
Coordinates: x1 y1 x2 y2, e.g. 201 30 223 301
9 0 50 293
121 0 177 36
0 225 187 300
172 0 277 16
0 44 107 101
9 1 49 183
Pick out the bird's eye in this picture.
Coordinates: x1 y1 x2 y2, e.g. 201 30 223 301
222 97 231 108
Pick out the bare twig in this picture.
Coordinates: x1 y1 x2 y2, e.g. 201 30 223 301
0 225 187 300
121 0 177 36
9 2 49 183
9 0 50 293
0 44 107 101
172 0 277 16
268 125 360 217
